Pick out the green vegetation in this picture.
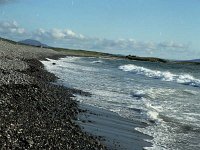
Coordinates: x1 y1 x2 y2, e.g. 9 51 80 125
1 37 199 65
0 37 18 44
50 47 116 58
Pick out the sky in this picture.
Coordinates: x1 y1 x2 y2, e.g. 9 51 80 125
0 0 200 59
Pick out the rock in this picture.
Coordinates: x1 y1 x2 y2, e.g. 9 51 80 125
126 55 168 63
0 39 106 149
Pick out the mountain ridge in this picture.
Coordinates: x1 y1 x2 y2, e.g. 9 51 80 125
18 39 49 48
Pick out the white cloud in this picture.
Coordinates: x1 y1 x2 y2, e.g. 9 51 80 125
109 39 187 52
51 29 66 39
158 41 188 49
0 20 26 36
33 28 84 40
0 20 189 57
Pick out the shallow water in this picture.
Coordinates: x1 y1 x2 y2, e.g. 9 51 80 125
42 57 200 150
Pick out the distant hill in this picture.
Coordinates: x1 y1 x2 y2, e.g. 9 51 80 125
178 59 200 63
188 59 200 62
19 39 49 48
175 59 200 65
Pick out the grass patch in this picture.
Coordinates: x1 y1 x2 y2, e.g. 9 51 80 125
50 47 115 57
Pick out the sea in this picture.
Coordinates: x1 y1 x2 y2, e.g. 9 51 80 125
42 56 200 150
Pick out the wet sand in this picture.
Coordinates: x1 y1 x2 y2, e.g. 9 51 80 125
77 104 152 150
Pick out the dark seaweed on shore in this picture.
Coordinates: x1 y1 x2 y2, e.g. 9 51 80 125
0 57 105 149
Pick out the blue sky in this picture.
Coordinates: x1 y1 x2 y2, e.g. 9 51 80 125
0 0 200 59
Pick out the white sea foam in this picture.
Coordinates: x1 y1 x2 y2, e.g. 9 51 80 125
131 90 146 99
145 103 163 122
91 60 103 64
119 64 200 87
147 111 159 121
183 112 200 117
60 56 81 62
43 57 97 73
42 57 200 150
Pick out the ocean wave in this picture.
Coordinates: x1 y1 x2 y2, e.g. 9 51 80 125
130 90 146 100
60 56 81 62
91 60 103 64
144 103 163 122
119 64 200 88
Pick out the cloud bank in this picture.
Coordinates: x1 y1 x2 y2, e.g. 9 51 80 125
0 20 189 57
33 27 188 53
34 28 84 41
0 20 26 36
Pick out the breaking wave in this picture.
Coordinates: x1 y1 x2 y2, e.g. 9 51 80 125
119 64 200 88
91 60 104 64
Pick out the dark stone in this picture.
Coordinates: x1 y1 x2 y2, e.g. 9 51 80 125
0 58 106 149
126 55 168 63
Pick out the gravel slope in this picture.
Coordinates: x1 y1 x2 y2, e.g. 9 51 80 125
0 39 105 149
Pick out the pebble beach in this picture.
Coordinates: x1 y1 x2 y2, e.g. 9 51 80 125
0 39 105 149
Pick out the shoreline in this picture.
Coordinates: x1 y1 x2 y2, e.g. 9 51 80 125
0 57 106 149
42 56 153 150
0 40 105 149
0 39 153 149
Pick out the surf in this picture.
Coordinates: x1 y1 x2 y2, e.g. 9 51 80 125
119 64 200 88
